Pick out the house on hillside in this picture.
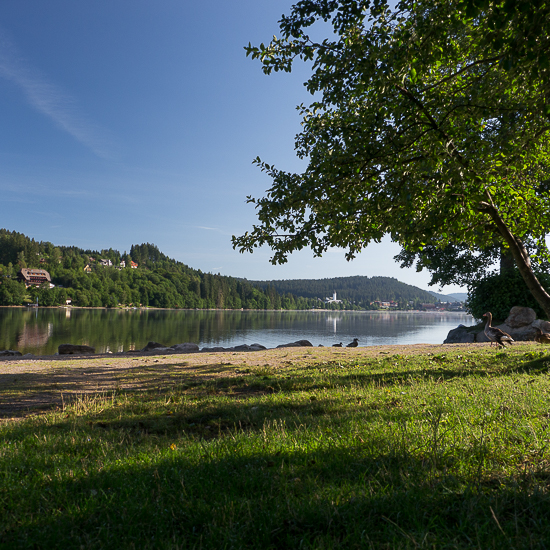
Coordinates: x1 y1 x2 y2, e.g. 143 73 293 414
130 261 138 269
372 301 387 309
99 259 112 267
17 268 51 288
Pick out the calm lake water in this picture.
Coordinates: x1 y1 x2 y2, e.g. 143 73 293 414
0 308 474 355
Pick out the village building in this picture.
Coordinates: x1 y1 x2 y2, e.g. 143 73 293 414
17 268 51 288
371 300 399 309
325 291 342 304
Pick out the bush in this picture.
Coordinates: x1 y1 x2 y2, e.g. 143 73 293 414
466 269 550 321
0 278 26 305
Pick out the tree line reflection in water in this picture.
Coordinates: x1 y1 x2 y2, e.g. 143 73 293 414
0 308 474 355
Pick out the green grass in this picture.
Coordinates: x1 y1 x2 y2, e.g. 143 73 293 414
2 347 550 548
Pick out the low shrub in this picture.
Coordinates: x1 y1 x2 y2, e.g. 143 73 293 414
466 269 550 321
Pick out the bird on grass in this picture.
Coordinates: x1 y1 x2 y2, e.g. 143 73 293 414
332 342 343 347
534 327 550 345
483 312 514 349
346 338 359 348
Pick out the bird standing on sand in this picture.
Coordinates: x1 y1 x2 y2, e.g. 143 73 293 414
332 342 343 347
534 326 550 345
483 312 514 349
346 338 359 348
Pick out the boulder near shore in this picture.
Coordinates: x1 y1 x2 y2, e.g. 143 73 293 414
444 306 550 344
58 344 96 355
0 339 314 359
135 340 312 354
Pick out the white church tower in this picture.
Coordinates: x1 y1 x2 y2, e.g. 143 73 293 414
325 291 342 303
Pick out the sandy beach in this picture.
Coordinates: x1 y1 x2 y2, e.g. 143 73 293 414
0 342 495 420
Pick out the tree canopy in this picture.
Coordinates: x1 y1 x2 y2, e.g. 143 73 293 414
233 0 550 317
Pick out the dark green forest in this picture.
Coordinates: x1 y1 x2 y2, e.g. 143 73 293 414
0 229 438 309
249 276 438 309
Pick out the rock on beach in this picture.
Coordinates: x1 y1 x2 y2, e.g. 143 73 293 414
444 306 549 344
58 344 96 355
1 338 315 359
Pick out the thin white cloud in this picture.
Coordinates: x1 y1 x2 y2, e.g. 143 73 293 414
1 177 96 199
194 225 232 235
1 175 143 206
0 30 114 159
26 210 65 220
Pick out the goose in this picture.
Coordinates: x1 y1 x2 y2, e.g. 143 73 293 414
483 312 514 349
346 338 359 348
332 342 343 347
534 326 550 345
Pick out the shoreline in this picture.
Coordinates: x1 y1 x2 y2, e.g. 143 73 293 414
1 338 481 363
0 305 468 314
0 341 533 420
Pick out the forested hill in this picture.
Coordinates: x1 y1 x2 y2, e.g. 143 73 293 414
0 229 309 309
249 276 438 308
0 229 437 310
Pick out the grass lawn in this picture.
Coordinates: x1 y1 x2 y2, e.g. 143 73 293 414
1 345 550 548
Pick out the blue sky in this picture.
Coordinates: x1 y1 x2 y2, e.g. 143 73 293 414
0 1 465 294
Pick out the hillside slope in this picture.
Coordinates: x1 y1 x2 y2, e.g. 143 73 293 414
0 229 441 310
249 275 438 308
0 230 298 309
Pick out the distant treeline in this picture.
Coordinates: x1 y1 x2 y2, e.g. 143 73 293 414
249 275 438 308
0 229 438 309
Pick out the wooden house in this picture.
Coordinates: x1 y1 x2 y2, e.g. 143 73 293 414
17 268 52 288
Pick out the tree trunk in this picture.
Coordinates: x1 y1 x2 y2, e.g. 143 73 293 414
479 200 550 319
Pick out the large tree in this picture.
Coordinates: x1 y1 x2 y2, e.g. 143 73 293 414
395 238 550 289
232 0 550 317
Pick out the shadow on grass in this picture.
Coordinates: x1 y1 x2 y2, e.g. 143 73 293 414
3 348 550 548
332 350 550 387
3 349 549 419
0 361 235 417
2 433 549 549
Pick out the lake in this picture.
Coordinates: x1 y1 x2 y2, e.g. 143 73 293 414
0 308 474 355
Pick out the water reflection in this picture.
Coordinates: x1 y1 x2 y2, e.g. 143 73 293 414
16 322 53 348
326 315 341 334
0 308 474 355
